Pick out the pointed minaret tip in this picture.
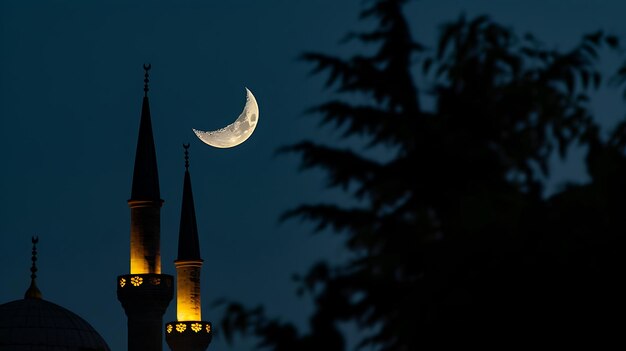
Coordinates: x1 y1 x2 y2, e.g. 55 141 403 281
130 64 161 201
24 236 42 300
177 144 201 261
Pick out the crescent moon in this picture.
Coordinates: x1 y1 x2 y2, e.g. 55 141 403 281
193 88 259 148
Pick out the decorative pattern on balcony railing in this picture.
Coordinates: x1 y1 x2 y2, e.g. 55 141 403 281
117 274 173 290
165 321 212 335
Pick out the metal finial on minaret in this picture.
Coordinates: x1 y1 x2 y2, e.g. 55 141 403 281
183 143 190 171
24 236 42 299
143 63 152 97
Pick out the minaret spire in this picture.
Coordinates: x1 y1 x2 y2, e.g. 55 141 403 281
118 65 173 351
166 144 212 351
177 143 201 262
129 62 162 273
24 236 42 300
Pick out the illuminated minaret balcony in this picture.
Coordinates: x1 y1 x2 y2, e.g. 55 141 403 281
117 65 173 351
166 145 212 351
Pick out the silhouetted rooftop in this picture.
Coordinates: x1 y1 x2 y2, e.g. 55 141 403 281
0 298 110 351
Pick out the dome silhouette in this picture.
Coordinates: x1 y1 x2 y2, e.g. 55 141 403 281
0 298 110 351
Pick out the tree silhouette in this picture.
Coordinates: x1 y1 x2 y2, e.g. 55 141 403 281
220 0 624 348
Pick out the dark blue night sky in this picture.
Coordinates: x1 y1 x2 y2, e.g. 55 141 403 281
2 1 626 350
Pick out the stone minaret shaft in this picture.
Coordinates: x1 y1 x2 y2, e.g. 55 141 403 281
118 64 173 351
166 145 212 351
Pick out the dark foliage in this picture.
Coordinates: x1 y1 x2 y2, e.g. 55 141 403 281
220 0 625 348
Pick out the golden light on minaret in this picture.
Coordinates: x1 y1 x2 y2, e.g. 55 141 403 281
129 199 163 274
175 260 203 321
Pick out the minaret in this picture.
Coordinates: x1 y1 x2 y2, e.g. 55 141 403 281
166 144 212 351
117 64 174 351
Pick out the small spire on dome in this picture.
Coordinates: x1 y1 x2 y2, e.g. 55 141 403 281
24 236 42 300
143 63 151 97
183 143 190 171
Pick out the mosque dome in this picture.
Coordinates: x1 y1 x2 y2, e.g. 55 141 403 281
0 237 110 351
0 298 111 351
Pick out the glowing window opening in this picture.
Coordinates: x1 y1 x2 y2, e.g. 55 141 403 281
130 276 143 287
